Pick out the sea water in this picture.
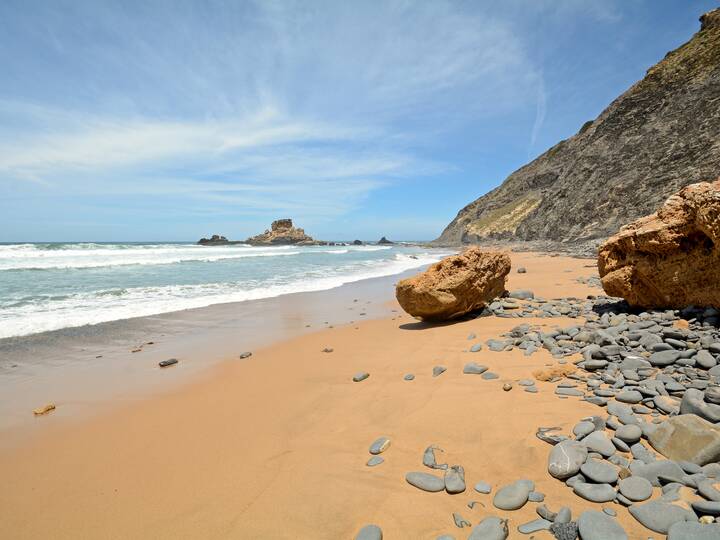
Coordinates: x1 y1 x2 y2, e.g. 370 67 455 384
0 242 447 339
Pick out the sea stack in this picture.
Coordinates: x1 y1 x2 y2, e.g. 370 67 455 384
245 219 323 246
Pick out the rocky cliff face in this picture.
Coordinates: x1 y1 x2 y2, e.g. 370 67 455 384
245 219 319 245
436 9 720 246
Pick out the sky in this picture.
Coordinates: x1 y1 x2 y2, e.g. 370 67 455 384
0 0 716 242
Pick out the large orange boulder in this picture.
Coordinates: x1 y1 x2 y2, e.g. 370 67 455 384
395 247 510 321
598 179 720 308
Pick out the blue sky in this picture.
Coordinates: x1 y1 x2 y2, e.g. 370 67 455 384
0 0 716 242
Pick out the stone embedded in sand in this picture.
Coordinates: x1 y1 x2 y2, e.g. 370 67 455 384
433 366 447 377
517 519 551 534
369 437 391 455
404 373 415 381
33 403 56 416
395 247 510 321
648 414 720 466
467 517 508 540
355 524 383 540
463 362 488 375
577 510 628 540
598 179 720 309
158 358 178 367
239 351 252 359
445 465 466 494
353 372 370 382
366 456 384 467
405 472 446 492
492 479 533 510
474 481 491 494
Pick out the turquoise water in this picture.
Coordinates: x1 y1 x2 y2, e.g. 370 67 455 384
0 242 447 338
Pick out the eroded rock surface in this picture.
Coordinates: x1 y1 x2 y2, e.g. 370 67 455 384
395 248 510 321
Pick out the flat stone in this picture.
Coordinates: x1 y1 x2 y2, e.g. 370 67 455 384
649 350 680 366
668 521 720 539
474 481 492 494
582 431 616 458
603 507 617 517
406 472 445 492
528 491 545 502
463 362 489 375
631 460 685 486
618 476 652 501
355 524 383 540
577 510 628 540
616 424 642 444
555 506 572 524
433 366 447 377
573 421 595 439
698 478 720 502
580 460 618 484
353 372 370 382
548 440 588 479
517 518 551 534
481 372 499 380
616 390 643 404
404 373 415 381
468 517 508 540
556 387 584 397
470 343 483 352
536 504 556 521
653 395 680 415
628 500 696 533
572 482 617 502
366 456 384 467
696 350 717 369
648 414 720 466
493 480 532 510
445 465 466 494
509 289 534 300
369 437 391 455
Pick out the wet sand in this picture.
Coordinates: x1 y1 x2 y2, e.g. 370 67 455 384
0 252 649 539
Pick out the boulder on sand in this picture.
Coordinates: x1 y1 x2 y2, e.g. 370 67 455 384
649 413 720 466
395 247 511 321
598 179 720 308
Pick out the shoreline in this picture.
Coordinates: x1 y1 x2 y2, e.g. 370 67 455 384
0 250 636 540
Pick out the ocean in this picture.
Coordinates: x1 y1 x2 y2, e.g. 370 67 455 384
0 242 447 339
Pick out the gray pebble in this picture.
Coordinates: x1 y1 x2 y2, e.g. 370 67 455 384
517 518 551 534
366 456 384 467
470 343 483 352
474 481 492 494
463 362 488 375
577 510 628 540
602 507 617 517
405 471 445 492
618 476 652 501
555 506 572 524
353 372 370 382
572 481 617 502
528 491 545 502
667 521 720 539
493 479 532 510
580 460 618 484
369 436 390 455
481 372 499 380
423 446 448 470
467 517 508 540
548 440 587 479
628 500 696 534
403 373 415 381
433 366 446 377
355 524 382 540
445 465 466 494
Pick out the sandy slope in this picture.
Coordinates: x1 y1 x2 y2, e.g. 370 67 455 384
0 252 650 539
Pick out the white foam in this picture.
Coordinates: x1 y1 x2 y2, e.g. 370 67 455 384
0 251 444 338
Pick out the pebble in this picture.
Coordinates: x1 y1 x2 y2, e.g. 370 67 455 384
405 472 445 492
463 362 488 375
404 373 415 381
353 372 370 382
667 521 720 539
493 479 533 510
517 518 551 534
602 507 617 517
528 491 544 502
467 517 508 540
369 437 391 455
502 383 512 391
616 390 643 404
33 403 56 416
470 343 483 352
239 351 252 358
433 366 447 377
554 506 572 524
366 456 384 467
628 500 696 534
548 440 587 479
444 465 466 494
321 348 333 353
577 510 628 540
582 431 616 458
355 524 383 540
615 424 642 444
536 504 557 521
473 481 492 494
572 481 617 502
618 476 652 501
423 446 448 470
691 500 720 516
481 372 499 380
580 460 618 484
517 267 527 273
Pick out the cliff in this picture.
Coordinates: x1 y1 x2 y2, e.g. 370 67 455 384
436 9 720 246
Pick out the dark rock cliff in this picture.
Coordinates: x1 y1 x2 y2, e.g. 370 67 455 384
436 9 720 246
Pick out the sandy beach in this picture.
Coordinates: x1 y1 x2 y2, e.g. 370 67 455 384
0 252 652 539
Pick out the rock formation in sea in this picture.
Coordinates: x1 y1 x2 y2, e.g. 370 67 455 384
598 179 720 309
377 237 394 245
435 8 720 247
245 219 322 246
395 247 510 321
198 234 235 245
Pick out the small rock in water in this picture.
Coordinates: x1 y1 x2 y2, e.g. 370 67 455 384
445 465 466 494
433 366 447 377
404 373 415 381
366 456 384 467
239 351 252 359
33 403 56 416
355 524 383 540
406 471 445 492
158 358 178 368
353 372 370 382
369 436 391 455
463 362 488 375
474 481 492 494
468 517 508 540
